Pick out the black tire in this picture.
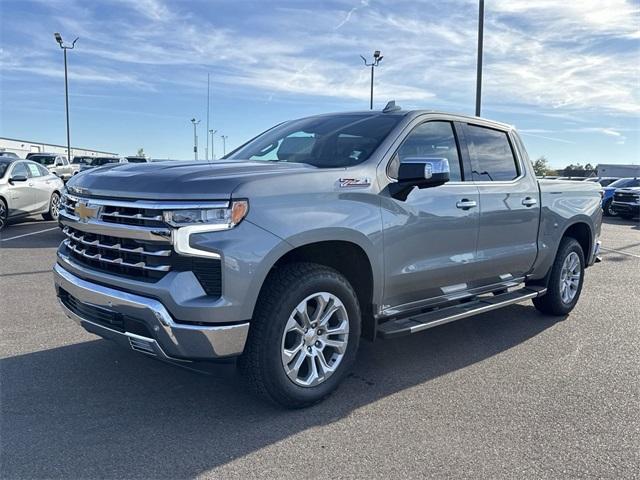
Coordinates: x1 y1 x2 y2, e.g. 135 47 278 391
42 192 60 221
533 237 585 316
238 262 361 408
0 198 7 231
603 199 616 217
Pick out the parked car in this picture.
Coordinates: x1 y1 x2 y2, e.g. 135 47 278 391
53 107 602 407
26 153 74 181
76 156 122 172
601 177 640 216
585 177 619 187
611 187 640 219
0 158 65 230
0 151 20 159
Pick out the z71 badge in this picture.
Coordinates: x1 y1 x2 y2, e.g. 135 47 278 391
338 177 371 188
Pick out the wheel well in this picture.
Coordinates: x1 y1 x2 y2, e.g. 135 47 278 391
563 222 592 259
264 241 375 337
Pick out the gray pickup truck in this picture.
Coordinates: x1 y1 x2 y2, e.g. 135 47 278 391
53 106 602 407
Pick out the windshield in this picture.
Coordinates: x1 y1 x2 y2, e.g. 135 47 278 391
609 178 640 188
73 157 92 164
227 113 403 168
28 155 56 166
92 157 119 166
0 160 10 178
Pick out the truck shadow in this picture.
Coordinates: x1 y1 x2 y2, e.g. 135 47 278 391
1 304 558 479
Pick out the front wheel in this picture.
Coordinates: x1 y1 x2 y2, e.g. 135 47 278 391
0 198 7 231
603 199 616 217
238 263 361 408
42 192 60 221
533 237 585 316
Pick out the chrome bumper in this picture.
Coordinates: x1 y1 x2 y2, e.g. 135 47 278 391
53 263 249 361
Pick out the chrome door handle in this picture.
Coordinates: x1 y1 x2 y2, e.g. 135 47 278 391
456 199 477 209
522 197 538 207
28 182 34 187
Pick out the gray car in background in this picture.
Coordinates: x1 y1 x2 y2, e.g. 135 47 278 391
0 158 65 230
53 107 602 407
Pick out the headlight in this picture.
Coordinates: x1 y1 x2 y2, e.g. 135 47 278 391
163 200 249 230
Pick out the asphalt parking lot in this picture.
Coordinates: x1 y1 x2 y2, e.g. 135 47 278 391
1 217 639 479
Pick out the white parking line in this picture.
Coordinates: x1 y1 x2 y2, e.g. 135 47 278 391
0 227 60 242
601 247 640 259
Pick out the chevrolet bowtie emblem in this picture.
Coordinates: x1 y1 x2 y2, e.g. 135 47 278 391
75 202 101 222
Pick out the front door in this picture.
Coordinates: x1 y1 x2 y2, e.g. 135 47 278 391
7 162 36 216
380 120 480 312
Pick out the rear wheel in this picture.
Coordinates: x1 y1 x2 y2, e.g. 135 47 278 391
533 237 585 316
238 263 361 408
42 192 60 221
0 199 7 231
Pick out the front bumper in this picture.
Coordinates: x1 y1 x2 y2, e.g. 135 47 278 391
611 201 640 217
53 263 249 362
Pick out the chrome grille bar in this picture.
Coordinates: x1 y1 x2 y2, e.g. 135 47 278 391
64 240 171 272
63 227 171 257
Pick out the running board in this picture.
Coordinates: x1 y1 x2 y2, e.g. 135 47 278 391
377 286 547 339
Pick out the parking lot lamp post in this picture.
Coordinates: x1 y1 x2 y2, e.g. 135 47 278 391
475 0 484 116
360 50 383 110
54 33 78 161
191 118 200 160
209 129 217 160
221 135 228 157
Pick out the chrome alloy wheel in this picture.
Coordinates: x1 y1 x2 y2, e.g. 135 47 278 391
559 251 581 304
50 194 60 219
280 292 349 387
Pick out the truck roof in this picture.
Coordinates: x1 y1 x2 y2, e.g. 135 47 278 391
308 108 514 131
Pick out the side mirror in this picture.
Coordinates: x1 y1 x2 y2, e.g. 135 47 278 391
9 175 28 184
55 160 63 167
390 157 450 200
398 157 450 186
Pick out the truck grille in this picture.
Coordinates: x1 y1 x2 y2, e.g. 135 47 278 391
614 191 639 203
60 195 224 296
63 226 172 281
62 225 222 296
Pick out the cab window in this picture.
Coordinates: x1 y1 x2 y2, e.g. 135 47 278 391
388 121 463 181
464 124 520 181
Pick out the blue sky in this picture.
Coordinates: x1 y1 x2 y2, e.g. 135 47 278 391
1 0 639 167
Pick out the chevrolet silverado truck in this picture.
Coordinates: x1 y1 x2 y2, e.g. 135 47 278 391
53 105 602 408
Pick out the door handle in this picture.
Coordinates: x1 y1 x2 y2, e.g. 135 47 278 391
28 182 34 187
456 199 477 209
522 197 538 207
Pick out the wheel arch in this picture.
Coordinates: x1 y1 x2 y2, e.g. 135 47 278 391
254 237 378 340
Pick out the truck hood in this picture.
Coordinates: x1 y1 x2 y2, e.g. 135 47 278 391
66 160 315 200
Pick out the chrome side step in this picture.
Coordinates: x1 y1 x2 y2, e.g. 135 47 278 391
377 286 547 339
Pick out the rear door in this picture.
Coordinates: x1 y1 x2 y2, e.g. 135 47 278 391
25 162 53 211
460 123 540 285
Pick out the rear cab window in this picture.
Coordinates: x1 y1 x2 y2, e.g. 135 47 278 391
464 124 520 182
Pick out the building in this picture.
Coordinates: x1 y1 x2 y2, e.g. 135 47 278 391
596 163 640 178
0 137 118 159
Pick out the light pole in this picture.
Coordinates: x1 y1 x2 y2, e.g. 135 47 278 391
209 129 217 160
220 135 228 157
475 0 484 117
360 50 383 110
54 32 78 161
190 118 200 160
